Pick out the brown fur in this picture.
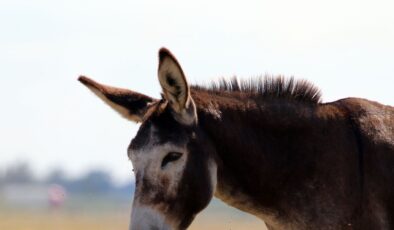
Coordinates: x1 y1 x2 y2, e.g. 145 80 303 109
191 86 394 229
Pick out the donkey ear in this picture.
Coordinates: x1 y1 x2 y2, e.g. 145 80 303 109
78 76 157 123
157 48 197 125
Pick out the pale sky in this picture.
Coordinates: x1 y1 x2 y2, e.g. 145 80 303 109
0 0 393 183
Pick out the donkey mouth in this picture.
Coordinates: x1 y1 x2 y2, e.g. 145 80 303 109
130 204 176 230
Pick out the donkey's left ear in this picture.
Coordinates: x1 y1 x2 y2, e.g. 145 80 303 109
158 48 197 125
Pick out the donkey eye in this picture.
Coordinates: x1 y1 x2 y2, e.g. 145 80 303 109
161 152 183 168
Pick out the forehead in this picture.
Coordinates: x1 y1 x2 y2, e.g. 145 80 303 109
129 107 190 152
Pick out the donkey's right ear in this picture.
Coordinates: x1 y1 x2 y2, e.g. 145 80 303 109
78 76 157 123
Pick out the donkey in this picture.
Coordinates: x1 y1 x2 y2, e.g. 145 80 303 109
78 48 394 230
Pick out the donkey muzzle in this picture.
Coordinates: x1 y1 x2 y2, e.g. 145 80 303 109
130 204 175 230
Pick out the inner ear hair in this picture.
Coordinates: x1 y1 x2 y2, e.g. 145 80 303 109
158 48 190 113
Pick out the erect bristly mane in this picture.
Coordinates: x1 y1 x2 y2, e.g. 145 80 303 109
192 76 322 104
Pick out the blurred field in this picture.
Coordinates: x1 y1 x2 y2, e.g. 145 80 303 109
0 211 266 230
0 198 267 230
190 210 267 230
0 211 128 230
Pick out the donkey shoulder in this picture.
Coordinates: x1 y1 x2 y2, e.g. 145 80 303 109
333 97 394 147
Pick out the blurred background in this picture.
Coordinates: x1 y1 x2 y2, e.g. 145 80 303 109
0 0 393 229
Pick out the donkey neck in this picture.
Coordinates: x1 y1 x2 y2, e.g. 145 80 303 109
193 90 344 227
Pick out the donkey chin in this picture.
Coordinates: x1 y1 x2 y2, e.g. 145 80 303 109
130 204 192 230
130 205 172 230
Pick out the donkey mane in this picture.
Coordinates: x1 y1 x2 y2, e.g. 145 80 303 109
192 76 322 104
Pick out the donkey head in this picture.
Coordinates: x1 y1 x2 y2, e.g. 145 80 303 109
79 48 217 230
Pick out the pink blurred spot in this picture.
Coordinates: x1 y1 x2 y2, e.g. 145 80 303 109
48 184 67 208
